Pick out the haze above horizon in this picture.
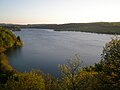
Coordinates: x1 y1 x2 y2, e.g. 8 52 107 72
0 0 120 24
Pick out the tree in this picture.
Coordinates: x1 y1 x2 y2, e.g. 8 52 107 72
17 36 21 42
2 72 45 90
102 37 120 78
98 36 120 89
58 54 82 90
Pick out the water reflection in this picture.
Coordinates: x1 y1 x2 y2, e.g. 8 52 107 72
5 47 22 57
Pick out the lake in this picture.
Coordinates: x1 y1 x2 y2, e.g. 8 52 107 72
6 29 113 77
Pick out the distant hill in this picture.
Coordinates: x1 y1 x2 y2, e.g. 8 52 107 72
18 22 120 34
0 24 21 31
1 22 120 34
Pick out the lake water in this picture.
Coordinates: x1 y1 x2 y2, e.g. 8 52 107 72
6 29 113 77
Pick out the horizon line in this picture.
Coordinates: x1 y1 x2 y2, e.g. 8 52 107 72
0 21 120 25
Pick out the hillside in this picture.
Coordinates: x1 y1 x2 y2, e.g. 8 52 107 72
0 27 22 83
19 22 120 34
0 27 22 53
1 22 120 34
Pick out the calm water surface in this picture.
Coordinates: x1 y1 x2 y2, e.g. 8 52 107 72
6 29 113 77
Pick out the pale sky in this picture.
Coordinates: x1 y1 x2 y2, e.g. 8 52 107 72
0 0 120 24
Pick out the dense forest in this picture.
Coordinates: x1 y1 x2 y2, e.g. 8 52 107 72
0 27 120 90
1 22 120 34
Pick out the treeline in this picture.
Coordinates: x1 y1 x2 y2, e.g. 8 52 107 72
0 27 120 89
0 24 21 31
18 22 120 34
1 22 120 34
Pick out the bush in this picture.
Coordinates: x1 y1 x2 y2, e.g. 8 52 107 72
94 36 120 89
2 72 45 90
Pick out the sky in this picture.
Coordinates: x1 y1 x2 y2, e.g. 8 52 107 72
0 0 120 24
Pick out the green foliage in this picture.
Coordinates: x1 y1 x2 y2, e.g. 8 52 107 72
0 53 16 83
58 54 82 90
89 36 120 90
102 36 120 71
94 61 104 72
0 53 13 73
17 36 21 42
0 47 6 53
0 27 22 51
1 72 45 90
0 26 3 30
0 27 22 84
97 36 120 89
44 74 61 90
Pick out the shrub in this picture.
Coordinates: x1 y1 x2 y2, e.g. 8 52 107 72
2 72 45 90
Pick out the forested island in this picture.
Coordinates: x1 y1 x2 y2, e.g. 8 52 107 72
1 22 120 34
0 26 120 90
